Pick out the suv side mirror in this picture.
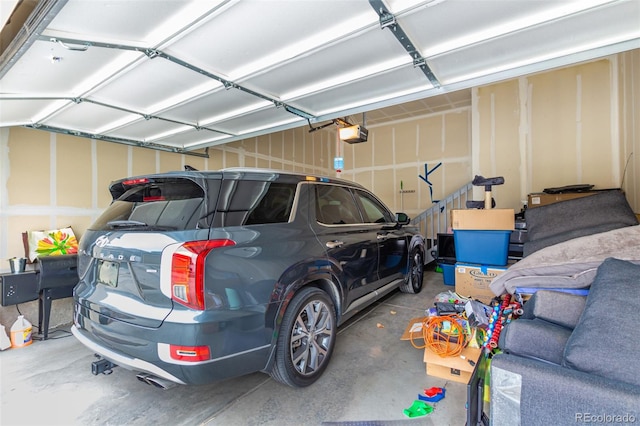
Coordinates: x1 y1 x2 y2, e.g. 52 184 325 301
395 212 411 226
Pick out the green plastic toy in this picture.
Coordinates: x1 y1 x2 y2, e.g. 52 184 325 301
403 400 434 418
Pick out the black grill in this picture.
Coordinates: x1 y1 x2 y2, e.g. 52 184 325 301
37 254 79 339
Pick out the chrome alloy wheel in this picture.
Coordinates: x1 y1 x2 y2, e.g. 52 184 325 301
289 300 334 376
410 249 424 290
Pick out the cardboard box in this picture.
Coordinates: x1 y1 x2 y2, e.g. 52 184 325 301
450 209 515 230
400 317 428 341
423 345 482 384
527 192 597 208
454 263 508 304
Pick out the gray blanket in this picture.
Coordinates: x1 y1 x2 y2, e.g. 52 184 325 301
490 225 640 296
523 190 638 256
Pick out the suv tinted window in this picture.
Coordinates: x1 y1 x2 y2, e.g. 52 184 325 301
315 184 363 225
214 180 296 227
90 178 206 231
246 182 296 225
354 189 394 223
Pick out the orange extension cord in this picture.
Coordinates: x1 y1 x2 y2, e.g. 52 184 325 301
409 314 467 357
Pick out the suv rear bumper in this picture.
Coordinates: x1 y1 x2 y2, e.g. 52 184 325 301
71 325 186 384
72 302 274 385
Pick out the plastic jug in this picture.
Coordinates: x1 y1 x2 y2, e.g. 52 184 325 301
10 315 33 348
0 324 11 350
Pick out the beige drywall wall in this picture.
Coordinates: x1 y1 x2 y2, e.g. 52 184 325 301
473 54 639 213
473 79 521 209
341 108 472 219
619 49 640 212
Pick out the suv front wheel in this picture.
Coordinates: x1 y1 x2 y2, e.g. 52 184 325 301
270 287 337 387
399 246 424 294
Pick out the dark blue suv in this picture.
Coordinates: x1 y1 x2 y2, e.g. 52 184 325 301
72 168 425 388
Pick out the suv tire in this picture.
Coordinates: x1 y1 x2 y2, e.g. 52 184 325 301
399 246 424 294
270 287 336 387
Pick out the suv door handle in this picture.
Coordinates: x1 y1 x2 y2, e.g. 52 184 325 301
376 234 388 240
326 240 344 248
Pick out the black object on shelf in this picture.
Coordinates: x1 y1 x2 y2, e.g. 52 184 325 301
543 184 593 194
436 233 456 264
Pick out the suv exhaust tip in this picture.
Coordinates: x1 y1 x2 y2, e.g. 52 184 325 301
136 373 177 390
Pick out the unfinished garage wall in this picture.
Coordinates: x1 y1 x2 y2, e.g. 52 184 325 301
0 125 334 329
340 108 472 219
224 126 335 175
618 49 640 213
473 53 640 213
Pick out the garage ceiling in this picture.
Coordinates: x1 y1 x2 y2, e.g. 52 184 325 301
1 0 639 155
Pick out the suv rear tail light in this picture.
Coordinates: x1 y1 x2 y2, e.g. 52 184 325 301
171 239 235 310
169 344 211 362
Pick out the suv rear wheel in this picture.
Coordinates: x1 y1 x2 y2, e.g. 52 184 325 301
270 287 336 387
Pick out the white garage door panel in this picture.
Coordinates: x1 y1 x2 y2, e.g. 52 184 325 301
0 0 637 153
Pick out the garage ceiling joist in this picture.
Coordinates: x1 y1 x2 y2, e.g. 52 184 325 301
0 0 639 154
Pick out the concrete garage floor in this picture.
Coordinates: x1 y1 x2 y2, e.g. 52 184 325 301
1 269 471 426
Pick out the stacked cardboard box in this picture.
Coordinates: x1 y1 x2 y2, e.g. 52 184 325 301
450 209 515 303
527 191 597 208
401 317 482 384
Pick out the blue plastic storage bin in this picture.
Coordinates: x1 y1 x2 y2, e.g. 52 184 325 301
453 230 511 266
440 262 455 286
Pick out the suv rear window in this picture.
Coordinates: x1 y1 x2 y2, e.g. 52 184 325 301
89 178 207 231
213 181 296 227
